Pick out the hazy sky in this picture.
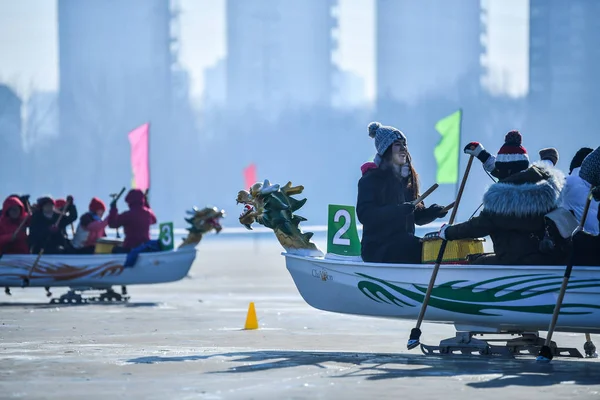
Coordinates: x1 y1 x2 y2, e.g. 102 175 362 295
0 0 528 100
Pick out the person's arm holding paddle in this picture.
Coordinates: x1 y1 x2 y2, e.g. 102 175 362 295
439 212 493 241
58 195 77 231
414 202 448 226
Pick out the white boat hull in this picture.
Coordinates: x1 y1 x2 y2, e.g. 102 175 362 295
0 246 197 288
284 253 600 334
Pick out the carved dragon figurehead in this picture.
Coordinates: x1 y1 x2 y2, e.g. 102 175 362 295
179 206 226 248
237 180 323 257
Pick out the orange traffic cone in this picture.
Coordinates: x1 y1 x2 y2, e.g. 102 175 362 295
244 302 258 330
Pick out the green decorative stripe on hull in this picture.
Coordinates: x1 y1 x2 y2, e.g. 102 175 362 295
356 273 600 316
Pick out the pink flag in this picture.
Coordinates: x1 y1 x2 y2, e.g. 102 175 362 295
128 123 150 191
244 164 257 189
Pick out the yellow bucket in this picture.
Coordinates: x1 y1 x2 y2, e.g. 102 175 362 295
94 238 123 254
422 232 485 264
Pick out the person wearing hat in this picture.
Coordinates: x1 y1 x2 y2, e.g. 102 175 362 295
357 122 448 264
70 197 110 254
108 189 157 253
561 147 599 235
0 195 30 254
29 195 78 254
464 142 559 176
572 146 600 265
440 131 565 265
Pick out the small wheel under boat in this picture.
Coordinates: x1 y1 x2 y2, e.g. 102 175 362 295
51 291 86 304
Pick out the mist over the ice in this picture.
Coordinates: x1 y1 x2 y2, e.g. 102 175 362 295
1 0 598 228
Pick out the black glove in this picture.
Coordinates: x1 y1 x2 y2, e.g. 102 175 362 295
428 203 448 219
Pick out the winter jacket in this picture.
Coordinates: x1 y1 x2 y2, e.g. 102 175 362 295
562 167 599 235
28 203 78 254
71 212 109 249
572 208 600 265
445 163 564 265
108 189 157 250
357 164 444 264
0 196 29 254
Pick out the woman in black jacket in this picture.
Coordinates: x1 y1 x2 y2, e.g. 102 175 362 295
357 122 447 264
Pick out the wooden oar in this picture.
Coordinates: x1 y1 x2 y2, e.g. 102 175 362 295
110 187 127 238
0 215 30 260
22 198 72 287
411 183 439 206
407 155 475 350
584 333 598 358
537 189 594 362
441 202 456 213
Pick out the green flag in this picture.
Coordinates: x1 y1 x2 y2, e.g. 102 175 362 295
434 109 462 184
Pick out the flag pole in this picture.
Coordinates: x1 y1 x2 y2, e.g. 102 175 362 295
147 122 151 203
455 109 463 200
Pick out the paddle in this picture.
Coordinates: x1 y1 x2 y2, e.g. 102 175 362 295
411 183 439 206
407 155 475 350
536 189 594 362
441 202 456 213
584 333 598 358
22 198 72 287
110 187 127 238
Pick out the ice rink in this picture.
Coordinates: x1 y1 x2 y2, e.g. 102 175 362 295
2 238 599 399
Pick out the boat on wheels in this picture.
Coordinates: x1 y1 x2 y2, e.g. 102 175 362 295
236 179 599 359
0 206 224 304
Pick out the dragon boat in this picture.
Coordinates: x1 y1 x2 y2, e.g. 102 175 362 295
0 206 224 303
237 179 600 358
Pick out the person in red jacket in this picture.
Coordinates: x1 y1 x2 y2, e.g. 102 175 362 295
108 189 157 253
71 197 109 254
0 196 30 254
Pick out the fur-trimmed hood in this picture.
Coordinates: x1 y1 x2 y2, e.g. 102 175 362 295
483 162 565 217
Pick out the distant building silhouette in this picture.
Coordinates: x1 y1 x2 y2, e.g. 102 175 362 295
0 84 24 195
58 0 174 215
376 0 482 105
528 0 600 112
332 69 367 109
526 0 600 162
25 91 58 150
0 84 22 143
225 0 338 116
203 58 226 109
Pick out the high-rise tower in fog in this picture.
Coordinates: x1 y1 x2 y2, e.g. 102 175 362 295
376 0 482 105
58 0 173 208
526 0 600 163
528 0 600 112
226 0 338 115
